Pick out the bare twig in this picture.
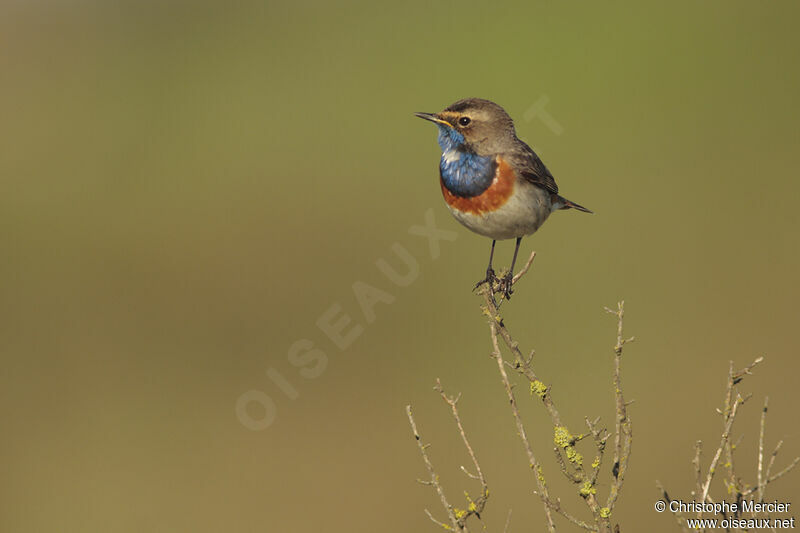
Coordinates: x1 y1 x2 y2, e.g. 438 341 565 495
757 396 768 501
764 456 800 486
696 357 764 504
700 391 742 503
586 417 609 487
424 508 455 531
691 441 702 500
554 446 583 483
503 509 512 533
409 251 637 532
659 356 798 528
435 379 489 520
479 259 629 532
604 302 634 512
511 251 537 285
656 480 690 532
547 496 598 531
407 405 464 532
489 320 557 532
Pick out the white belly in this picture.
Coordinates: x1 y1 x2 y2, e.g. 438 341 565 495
446 181 552 240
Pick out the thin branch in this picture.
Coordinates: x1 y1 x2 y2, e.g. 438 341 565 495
697 357 764 504
489 320 557 532
765 456 800 485
586 417 609 487
424 509 455 531
700 392 742 503
656 481 690 532
503 509 512 533
604 301 633 513
661 355 798 529
547 496 598 531
731 356 764 383
459 465 480 481
757 396 768 501
554 446 583 483
435 379 489 518
479 258 623 533
407 405 463 532
511 251 537 285
691 441 702 500
764 440 784 485
482 278 563 429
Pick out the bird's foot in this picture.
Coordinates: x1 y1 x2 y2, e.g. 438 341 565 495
497 272 514 302
473 268 499 291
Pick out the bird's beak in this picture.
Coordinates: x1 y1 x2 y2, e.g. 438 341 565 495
415 112 451 127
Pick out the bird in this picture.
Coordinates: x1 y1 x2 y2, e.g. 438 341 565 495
415 97 591 302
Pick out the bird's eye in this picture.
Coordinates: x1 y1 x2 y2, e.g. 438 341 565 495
458 116 471 126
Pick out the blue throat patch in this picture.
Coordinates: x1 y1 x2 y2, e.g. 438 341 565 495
436 125 495 198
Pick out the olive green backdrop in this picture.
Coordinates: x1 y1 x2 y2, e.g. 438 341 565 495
2 1 798 532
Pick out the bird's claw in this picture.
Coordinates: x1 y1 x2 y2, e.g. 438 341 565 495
473 268 498 291
474 269 513 307
497 273 514 301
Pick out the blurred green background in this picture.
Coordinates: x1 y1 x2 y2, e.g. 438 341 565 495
2 1 799 531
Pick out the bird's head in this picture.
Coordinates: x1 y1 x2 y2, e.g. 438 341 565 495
415 98 516 156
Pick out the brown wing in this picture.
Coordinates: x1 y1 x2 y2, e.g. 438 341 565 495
507 140 559 196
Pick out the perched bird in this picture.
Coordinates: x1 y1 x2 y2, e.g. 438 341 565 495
416 98 591 301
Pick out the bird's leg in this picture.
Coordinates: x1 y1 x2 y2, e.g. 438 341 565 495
499 237 522 301
473 240 499 291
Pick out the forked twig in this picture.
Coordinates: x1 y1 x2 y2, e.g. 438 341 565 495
659 356 798 530
406 406 463 531
409 251 636 533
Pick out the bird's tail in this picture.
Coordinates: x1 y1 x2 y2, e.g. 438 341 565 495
555 195 593 214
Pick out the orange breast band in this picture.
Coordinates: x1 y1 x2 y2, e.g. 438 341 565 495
441 157 516 215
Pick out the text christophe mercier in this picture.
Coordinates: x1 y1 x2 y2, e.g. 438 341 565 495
670 500 790 514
